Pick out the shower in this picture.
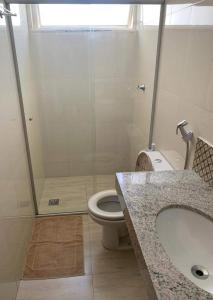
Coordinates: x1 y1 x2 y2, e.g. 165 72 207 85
3 0 162 215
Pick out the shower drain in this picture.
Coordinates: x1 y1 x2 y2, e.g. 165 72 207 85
48 198 60 206
191 265 209 280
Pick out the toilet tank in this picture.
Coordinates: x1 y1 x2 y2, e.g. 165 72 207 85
135 150 173 172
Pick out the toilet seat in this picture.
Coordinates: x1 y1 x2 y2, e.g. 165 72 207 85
88 189 124 221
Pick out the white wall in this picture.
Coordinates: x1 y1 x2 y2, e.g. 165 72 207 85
0 9 35 300
153 0 213 169
14 6 45 204
30 30 139 176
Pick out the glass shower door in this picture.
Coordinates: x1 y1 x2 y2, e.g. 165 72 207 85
0 2 35 299
14 4 96 214
12 3 160 215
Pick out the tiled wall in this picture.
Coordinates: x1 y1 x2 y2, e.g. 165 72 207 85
0 6 35 300
153 0 213 170
30 30 139 176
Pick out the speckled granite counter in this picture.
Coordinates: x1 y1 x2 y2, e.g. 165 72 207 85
116 170 213 300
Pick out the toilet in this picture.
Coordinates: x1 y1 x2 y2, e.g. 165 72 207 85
88 150 173 250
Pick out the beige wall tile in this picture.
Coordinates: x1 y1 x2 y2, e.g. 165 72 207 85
154 1 213 169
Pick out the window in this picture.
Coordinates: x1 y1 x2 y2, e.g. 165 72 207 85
141 5 160 26
0 4 20 26
30 4 134 30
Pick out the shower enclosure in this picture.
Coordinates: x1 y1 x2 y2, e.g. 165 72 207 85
4 1 161 215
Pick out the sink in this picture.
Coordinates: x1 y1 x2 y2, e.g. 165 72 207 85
156 207 213 294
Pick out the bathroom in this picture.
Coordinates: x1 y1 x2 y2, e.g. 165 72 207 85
1 0 213 299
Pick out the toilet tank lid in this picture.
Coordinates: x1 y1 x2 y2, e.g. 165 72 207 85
139 150 173 171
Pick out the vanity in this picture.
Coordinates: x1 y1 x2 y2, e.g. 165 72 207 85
116 170 213 300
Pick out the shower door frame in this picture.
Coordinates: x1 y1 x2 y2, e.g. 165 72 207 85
3 0 165 215
5 0 164 4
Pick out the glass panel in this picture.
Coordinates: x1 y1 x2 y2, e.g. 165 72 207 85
0 2 34 299
0 14 19 299
13 4 160 215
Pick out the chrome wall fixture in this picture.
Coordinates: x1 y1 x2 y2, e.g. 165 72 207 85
137 84 146 92
0 5 16 17
176 120 193 169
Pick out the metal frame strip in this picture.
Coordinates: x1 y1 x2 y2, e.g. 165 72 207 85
148 2 166 149
5 0 164 4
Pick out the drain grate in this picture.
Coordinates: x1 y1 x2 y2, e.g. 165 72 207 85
48 198 60 206
191 265 209 280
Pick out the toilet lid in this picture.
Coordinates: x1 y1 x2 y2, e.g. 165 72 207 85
88 189 124 221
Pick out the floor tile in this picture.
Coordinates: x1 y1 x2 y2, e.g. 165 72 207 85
83 217 92 257
18 172 147 300
93 272 149 300
17 215 146 300
84 256 93 276
16 276 94 300
39 175 115 214
91 250 140 275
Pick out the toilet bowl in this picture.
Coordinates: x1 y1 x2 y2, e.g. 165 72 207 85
88 189 128 249
88 151 173 250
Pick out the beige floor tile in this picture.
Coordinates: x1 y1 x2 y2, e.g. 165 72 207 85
88 215 140 276
91 250 140 275
16 276 94 300
17 212 145 300
83 216 92 257
93 175 115 186
39 176 92 214
38 175 115 214
93 272 149 300
88 219 107 257
90 239 110 257
84 256 93 275
18 174 146 300
83 216 93 275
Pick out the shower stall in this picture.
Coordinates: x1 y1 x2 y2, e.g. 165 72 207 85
2 0 162 215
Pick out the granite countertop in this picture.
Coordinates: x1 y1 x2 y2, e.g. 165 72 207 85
116 170 213 300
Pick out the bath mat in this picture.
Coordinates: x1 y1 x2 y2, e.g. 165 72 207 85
23 215 84 279
193 137 213 186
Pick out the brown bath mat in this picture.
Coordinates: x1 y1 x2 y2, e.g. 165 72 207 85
23 215 84 280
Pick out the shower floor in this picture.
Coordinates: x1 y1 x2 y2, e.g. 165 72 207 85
38 175 115 215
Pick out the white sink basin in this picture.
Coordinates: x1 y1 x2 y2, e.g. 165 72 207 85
156 207 213 294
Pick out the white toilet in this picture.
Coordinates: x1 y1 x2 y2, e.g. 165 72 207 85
88 150 173 250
